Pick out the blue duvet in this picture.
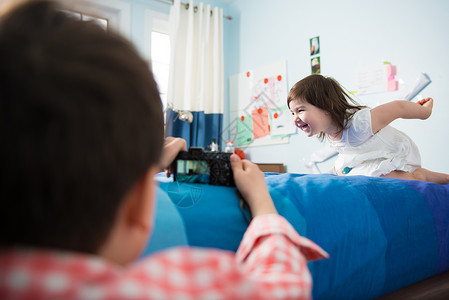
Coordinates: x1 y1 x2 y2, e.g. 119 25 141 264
143 173 449 299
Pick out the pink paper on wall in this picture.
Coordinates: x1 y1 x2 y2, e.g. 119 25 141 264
252 108 270 139
385 64 396 77
386 63 398 91
387 80 398 91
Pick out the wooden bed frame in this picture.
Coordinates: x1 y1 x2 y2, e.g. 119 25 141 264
376 271 449 299
255 163 285 173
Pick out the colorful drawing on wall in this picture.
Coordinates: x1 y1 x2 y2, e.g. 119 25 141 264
269 106 294 137
251 108 270 139
311 57 321 74
310 36 320 56
236 115 253 146
229 61 295 148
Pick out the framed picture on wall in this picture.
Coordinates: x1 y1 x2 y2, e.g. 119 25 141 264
310 36 320 56
311 56 321 74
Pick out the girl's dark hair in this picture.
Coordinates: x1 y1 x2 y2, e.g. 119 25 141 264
287 74 366 140
0 1 164 253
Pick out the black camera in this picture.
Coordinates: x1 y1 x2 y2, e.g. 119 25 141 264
172 147 235 186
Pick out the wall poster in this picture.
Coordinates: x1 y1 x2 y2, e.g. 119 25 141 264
229 61 296 148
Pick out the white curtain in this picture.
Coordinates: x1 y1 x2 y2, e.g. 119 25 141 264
167 0 224 114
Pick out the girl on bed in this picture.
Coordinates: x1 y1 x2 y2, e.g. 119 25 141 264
287 74 449 184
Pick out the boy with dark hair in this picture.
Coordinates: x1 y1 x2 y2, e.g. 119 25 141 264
0 1 327 299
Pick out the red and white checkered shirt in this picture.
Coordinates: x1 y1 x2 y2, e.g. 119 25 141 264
0 214 328 299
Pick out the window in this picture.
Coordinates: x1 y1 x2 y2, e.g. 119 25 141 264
151 31 170 112
145 10 170 112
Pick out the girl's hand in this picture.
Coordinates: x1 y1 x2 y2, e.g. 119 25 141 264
417 97 433 106
230 154 277 217
417 97 433 119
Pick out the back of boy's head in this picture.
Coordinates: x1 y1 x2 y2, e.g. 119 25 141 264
0 0 164 253
287 74 365 137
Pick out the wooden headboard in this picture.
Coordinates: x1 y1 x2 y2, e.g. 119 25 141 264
255 163 285 173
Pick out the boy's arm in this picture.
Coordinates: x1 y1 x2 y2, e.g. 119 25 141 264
236 214 328 292
370 98 433 134
230 154 277 217
231 154 328 297
143 216 328 299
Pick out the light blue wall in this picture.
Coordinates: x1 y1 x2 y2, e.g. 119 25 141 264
132 0 449 174
224 0 449 174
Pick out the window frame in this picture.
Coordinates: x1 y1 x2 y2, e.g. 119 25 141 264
144 9 171 111
62 0 131 37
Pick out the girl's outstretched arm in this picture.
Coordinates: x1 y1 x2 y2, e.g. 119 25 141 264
370 98 433 134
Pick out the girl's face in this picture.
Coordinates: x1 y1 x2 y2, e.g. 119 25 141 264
289 98 335 138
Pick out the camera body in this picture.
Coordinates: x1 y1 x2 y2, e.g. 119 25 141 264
172 147 235 186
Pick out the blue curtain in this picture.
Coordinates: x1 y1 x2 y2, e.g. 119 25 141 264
166 109 223 150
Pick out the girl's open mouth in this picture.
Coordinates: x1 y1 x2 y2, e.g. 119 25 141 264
296 122 309 131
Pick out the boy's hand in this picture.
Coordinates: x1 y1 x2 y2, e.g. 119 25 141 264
230 154 277 217
417 97 433 119
160 137 187 177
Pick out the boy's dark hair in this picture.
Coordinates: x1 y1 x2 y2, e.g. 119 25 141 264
287 74 366 140
0 0 164 253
